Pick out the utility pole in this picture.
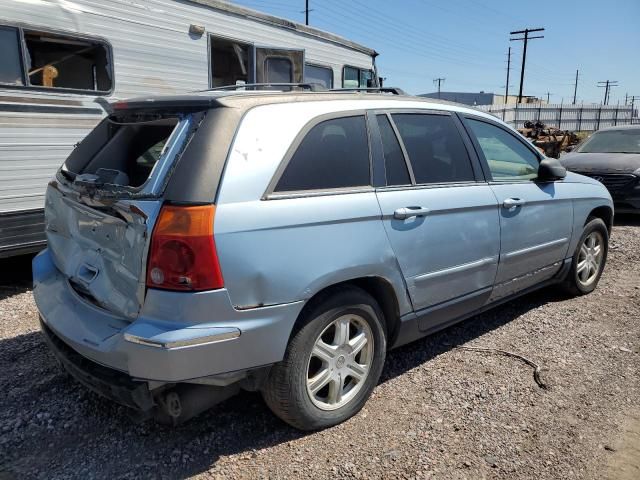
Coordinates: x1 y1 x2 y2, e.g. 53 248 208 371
433 77 445 99
624 92 629 105
545 91 552 103
504 47 511 104
304 0 311 25
598 80 619 105
510 27 545 103
573 69 579 104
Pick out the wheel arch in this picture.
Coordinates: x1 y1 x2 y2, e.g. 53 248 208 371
290 276 404 349
586 205 613 233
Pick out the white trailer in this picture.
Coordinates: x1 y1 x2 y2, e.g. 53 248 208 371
0 0 379 257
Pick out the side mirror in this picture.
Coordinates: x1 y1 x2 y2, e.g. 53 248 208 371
538 158 567 181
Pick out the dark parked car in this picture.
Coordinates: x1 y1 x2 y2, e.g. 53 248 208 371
561 126 640 213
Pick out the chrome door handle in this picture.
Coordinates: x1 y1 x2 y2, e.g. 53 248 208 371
393 206 430 220
502 198 526 208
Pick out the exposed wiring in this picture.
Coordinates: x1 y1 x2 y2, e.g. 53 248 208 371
456 345 548 389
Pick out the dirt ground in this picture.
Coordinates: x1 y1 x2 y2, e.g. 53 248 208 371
1 216 638 480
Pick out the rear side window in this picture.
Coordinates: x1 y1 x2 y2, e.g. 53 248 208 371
275 116 370 192
376 114 410 186
392 114 474 184
0 26 24 86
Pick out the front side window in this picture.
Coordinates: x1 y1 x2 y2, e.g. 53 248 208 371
304 64 333 88
466 119 539 181
275 116 370 192
391 114 475 184
0 26 23 86
24 31 112 91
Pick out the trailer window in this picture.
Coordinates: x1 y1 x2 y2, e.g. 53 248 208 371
265 57 293 83
342 66 375 88
210 36 251 87
305 64 333 88
0 26 24 86
23 30 112 92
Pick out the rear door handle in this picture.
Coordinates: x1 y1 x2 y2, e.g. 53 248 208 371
393 206 430 220
502 198 526 208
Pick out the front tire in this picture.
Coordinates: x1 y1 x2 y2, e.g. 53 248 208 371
262 287 387 431
563 217 609 296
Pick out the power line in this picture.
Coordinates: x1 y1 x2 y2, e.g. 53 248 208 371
314 3 496 68
434 78 446 98
510 27 545 103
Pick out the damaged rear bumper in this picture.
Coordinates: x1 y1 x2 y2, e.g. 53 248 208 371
40 319 155 411
33 248 304 383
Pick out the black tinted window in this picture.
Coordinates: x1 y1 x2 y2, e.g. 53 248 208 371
392 114 474 184
377 115 410 185
275 116 370 192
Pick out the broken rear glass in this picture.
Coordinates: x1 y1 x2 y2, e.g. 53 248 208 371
61 113 196 198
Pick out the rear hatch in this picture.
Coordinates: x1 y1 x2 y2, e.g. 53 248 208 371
45 108 202 319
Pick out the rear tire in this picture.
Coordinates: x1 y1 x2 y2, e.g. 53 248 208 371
262 287 387 431
562 217 608 296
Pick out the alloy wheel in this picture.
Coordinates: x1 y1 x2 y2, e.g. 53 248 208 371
306 314 374 411
576 231 604 287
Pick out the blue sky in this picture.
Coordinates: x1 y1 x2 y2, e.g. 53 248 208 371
230 0 640 104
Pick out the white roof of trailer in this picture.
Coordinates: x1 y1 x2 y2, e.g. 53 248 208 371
187 0 378 56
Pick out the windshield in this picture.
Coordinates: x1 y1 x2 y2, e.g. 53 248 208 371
577 129 640 154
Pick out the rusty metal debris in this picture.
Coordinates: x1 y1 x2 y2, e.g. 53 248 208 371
518 121 580 158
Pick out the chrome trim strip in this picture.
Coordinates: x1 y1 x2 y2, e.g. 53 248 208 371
413 256 498 283
503 237 568 260
124 329 241 349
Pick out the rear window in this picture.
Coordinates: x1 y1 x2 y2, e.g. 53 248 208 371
392 114 475 184
275 116 370 192
62 113 194 190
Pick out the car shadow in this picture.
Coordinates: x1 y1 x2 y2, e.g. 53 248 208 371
0 285 565 479
0 253 35 301
614 213 640 227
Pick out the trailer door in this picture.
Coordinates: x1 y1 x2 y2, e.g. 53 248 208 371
255 47 304 84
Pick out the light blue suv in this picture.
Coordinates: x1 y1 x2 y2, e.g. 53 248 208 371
33 90 613 430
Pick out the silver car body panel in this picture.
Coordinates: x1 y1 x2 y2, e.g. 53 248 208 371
376 184 500 312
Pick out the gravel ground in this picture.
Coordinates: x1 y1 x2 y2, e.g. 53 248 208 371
1 217 639 480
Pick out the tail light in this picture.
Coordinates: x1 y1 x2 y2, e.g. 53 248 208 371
146 205 224 291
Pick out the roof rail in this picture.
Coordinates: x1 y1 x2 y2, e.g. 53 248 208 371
330 87 407 95
200 83 327 92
